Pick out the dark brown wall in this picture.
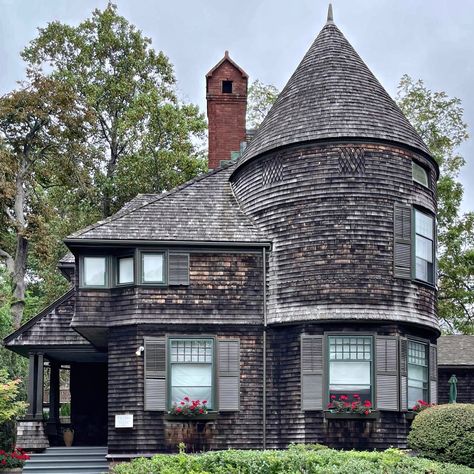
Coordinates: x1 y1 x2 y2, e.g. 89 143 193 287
73 251 264 332
438 368 474 404
107 325 264 454
206 59 247 170
231 141 438 329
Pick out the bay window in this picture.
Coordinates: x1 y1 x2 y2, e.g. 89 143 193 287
328 336 373 402
81 256 108 287
169 338 214 409
118 256 134 284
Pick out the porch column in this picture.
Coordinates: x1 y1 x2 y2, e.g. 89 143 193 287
26 352 36 418
49 362 60 424
35 353 44 420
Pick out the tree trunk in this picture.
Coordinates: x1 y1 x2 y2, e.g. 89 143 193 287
11 234 28 329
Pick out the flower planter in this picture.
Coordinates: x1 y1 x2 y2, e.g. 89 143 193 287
0 469 23 473
404 412 417 420
324 411 379 420
164 413 217 422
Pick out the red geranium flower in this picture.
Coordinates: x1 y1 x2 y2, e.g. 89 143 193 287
184 396 190 402
353 394 360 399
330 395 336 400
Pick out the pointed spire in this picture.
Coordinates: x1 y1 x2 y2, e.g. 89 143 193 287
327 3 334 23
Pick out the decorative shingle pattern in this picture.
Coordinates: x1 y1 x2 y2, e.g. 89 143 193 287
438 335 474 366
238 22 431 168
67 165 266 243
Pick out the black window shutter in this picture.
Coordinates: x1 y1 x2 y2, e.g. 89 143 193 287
399 337 408 411
394 203 412 279
375 336 399 411
429 344 438 404
169 253 190 285
144 337 166 411
218 339 240 411
301 335 324 411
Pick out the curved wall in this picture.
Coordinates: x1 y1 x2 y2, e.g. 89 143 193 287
231 141 438 330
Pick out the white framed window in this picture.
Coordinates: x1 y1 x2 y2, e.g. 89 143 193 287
408 340 429 408
414 209 435 284
169 338 214 409
118 256 134 285
328 336 373 403
81 256 107 287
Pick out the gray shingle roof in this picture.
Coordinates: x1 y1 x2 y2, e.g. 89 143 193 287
66 165 267 243
438 335 474 367
237 20 431 168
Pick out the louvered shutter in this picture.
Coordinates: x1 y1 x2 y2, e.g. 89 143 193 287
375 336 399 411
394 204 412 279
301 335 324 411
144 337 166 411
399 337 408 411
218 339 240 411
169 253 189 286
429 344 438 404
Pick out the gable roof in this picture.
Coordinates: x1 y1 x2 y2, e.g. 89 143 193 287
438 335 474 367
237 17 431 168
65 164 267 244
206 51 249 79
3 289 90 349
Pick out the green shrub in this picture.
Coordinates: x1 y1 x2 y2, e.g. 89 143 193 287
111 446 474 474
408 403 474 467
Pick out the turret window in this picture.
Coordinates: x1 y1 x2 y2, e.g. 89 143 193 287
412 162 429 188
408 340 428 408
414 209 435 284
222 80 233 93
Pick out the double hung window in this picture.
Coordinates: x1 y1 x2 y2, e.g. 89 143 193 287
414 209 435 284
169 338 214 409
328 336 373 402
408 340 428 407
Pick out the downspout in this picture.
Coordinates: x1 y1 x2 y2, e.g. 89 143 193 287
262 247 267 449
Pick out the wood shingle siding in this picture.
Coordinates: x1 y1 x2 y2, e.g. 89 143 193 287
231 142 438 329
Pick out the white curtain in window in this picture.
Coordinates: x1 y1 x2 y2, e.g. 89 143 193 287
171 364 212 407
143 254 163 282
84 257 106 286
329 361 370 390
119 257 134 284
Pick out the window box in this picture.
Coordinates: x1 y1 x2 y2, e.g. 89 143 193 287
404 411 416 420
164 413 218 422
324 411 379 421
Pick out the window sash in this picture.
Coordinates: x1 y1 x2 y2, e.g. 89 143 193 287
408 340 429 406
82 256 107 287
118 257 134 284
142 253 165 283
414 210 435 283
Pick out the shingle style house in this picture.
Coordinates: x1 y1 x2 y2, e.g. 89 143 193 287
5 6 441 459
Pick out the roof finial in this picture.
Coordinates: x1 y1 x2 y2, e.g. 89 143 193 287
327 3 334 23
224 50 229 58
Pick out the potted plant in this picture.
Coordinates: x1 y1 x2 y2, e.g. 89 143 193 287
325 394 378 419
0 447 30 473
63 427 74 447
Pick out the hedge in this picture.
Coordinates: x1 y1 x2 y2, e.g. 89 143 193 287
111 445 474 474
408 403 474 467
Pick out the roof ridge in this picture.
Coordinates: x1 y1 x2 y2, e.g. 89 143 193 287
68 163 237 239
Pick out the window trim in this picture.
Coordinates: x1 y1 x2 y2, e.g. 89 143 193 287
79 255 111 289
412 161 430 189
324 333 375 408
412 207 436 286
138 249 168 286
166 335 217 412
116 255 135 287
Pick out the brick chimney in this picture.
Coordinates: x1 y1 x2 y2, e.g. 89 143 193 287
206 51 248 170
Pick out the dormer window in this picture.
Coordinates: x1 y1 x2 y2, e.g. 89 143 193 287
412 162 429 188
222 80 233 93
81 256 108 287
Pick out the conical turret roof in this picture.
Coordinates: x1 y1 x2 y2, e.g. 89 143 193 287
237 14 431 167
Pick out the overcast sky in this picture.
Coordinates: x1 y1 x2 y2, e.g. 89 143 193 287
1 0 473 212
